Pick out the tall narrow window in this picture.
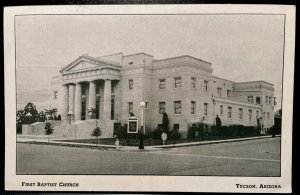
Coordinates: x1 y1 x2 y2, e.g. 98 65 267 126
191 101 196 114
267 112 270 120
256 110 259 119
53 91 58 99
129 79 133 90
191 77 196 89
269 96 272 105
256 96 261 104
239 108 243 120
265 96 268 104
174 77 182 88
174 101 182 114
217 88 222 97
111 82 114 93
204 103 208 116
227 90 231 97
128 102 133 115
228 107 232 118
96 84 100 94
220 105 223 115
204 80 208 92
248 110 252 120
81 85 86 95
159 79 166 89
159 102 166 114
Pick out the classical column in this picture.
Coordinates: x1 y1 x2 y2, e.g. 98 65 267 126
61 84 69 121
103 79 111 120
68 84 75 114
74 82 82 121
88 80 96 118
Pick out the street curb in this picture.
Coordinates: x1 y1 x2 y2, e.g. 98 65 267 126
17 135 280 151
151 135 280 149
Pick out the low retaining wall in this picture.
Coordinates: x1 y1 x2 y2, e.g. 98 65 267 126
22 120 116 139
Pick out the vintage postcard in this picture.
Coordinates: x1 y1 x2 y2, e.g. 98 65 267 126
4 5 295 192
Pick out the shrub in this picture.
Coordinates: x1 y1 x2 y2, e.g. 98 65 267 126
44 122 54 143
187 124 197 139
169 129 181 140
57 114 61 120
152 129 163 139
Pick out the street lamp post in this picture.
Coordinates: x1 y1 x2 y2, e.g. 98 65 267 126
139 101 145 149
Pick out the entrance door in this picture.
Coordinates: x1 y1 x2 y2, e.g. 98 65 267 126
81 101 86 120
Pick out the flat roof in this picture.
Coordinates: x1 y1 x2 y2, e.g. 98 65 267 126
154 55 211 65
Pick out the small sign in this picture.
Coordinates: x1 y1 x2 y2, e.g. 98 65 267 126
161 133 167 141
127 117 138 133
161 133 167 145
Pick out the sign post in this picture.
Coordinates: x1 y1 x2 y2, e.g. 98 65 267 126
161 132 167 145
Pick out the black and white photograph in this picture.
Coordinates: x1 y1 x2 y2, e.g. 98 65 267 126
4 5 295 192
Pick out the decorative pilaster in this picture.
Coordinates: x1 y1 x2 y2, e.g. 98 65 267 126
74 82 82 120
68 84 75 114
61 84 69 121
103 79 111 120
88 80 96 118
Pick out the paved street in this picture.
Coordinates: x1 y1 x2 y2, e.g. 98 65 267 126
17 137 280 176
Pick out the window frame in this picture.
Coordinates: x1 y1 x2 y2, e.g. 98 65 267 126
239 108 243 120
191 101 196 115
191 77 196 89
174 77 182 89
228 106 232 119
128 102 133 115
159 102 166 114
204 103 208 116
174 101 182 115
159 78 166 90
128 79 133 90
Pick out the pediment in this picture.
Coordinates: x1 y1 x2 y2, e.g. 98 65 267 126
66 60 100 72
60 55 122 75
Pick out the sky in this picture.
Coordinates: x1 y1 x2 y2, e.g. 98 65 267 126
15 14 285 111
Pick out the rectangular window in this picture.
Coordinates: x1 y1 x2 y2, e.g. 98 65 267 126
174 77 182 88
129 79 133 90
204 80 208 92
265 96 268 104
247 96 254 103
256 96 261 104
227 90 231 97
248 110 252 120
174 101 182 114
228 107 232 118
128 62 133 65
173 124 180 131
267 112 270 120
269 96 272 105
128 102 133 115
145 102 149 110
217 87 222 97
220 105 223 115
239 108 243 120
204 103 208 116
159 79 166 89
191 77 196 89
53 91 58 99
191 101 196 114
256 110 259 119
159 102 166 114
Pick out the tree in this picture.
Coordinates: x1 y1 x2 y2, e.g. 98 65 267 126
162 112 169 132
44 122 54 143
91 126 102 145
88 107 98 127
216 115 222 127
44 108 58 120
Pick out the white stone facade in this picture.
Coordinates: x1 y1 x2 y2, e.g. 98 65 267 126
50 52 275 137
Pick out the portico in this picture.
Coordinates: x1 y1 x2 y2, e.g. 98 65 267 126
59 55 121 122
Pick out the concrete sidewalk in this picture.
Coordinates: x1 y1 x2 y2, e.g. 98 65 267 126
17 134 279 151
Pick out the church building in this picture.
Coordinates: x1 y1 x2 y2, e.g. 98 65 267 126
49 52 275 138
